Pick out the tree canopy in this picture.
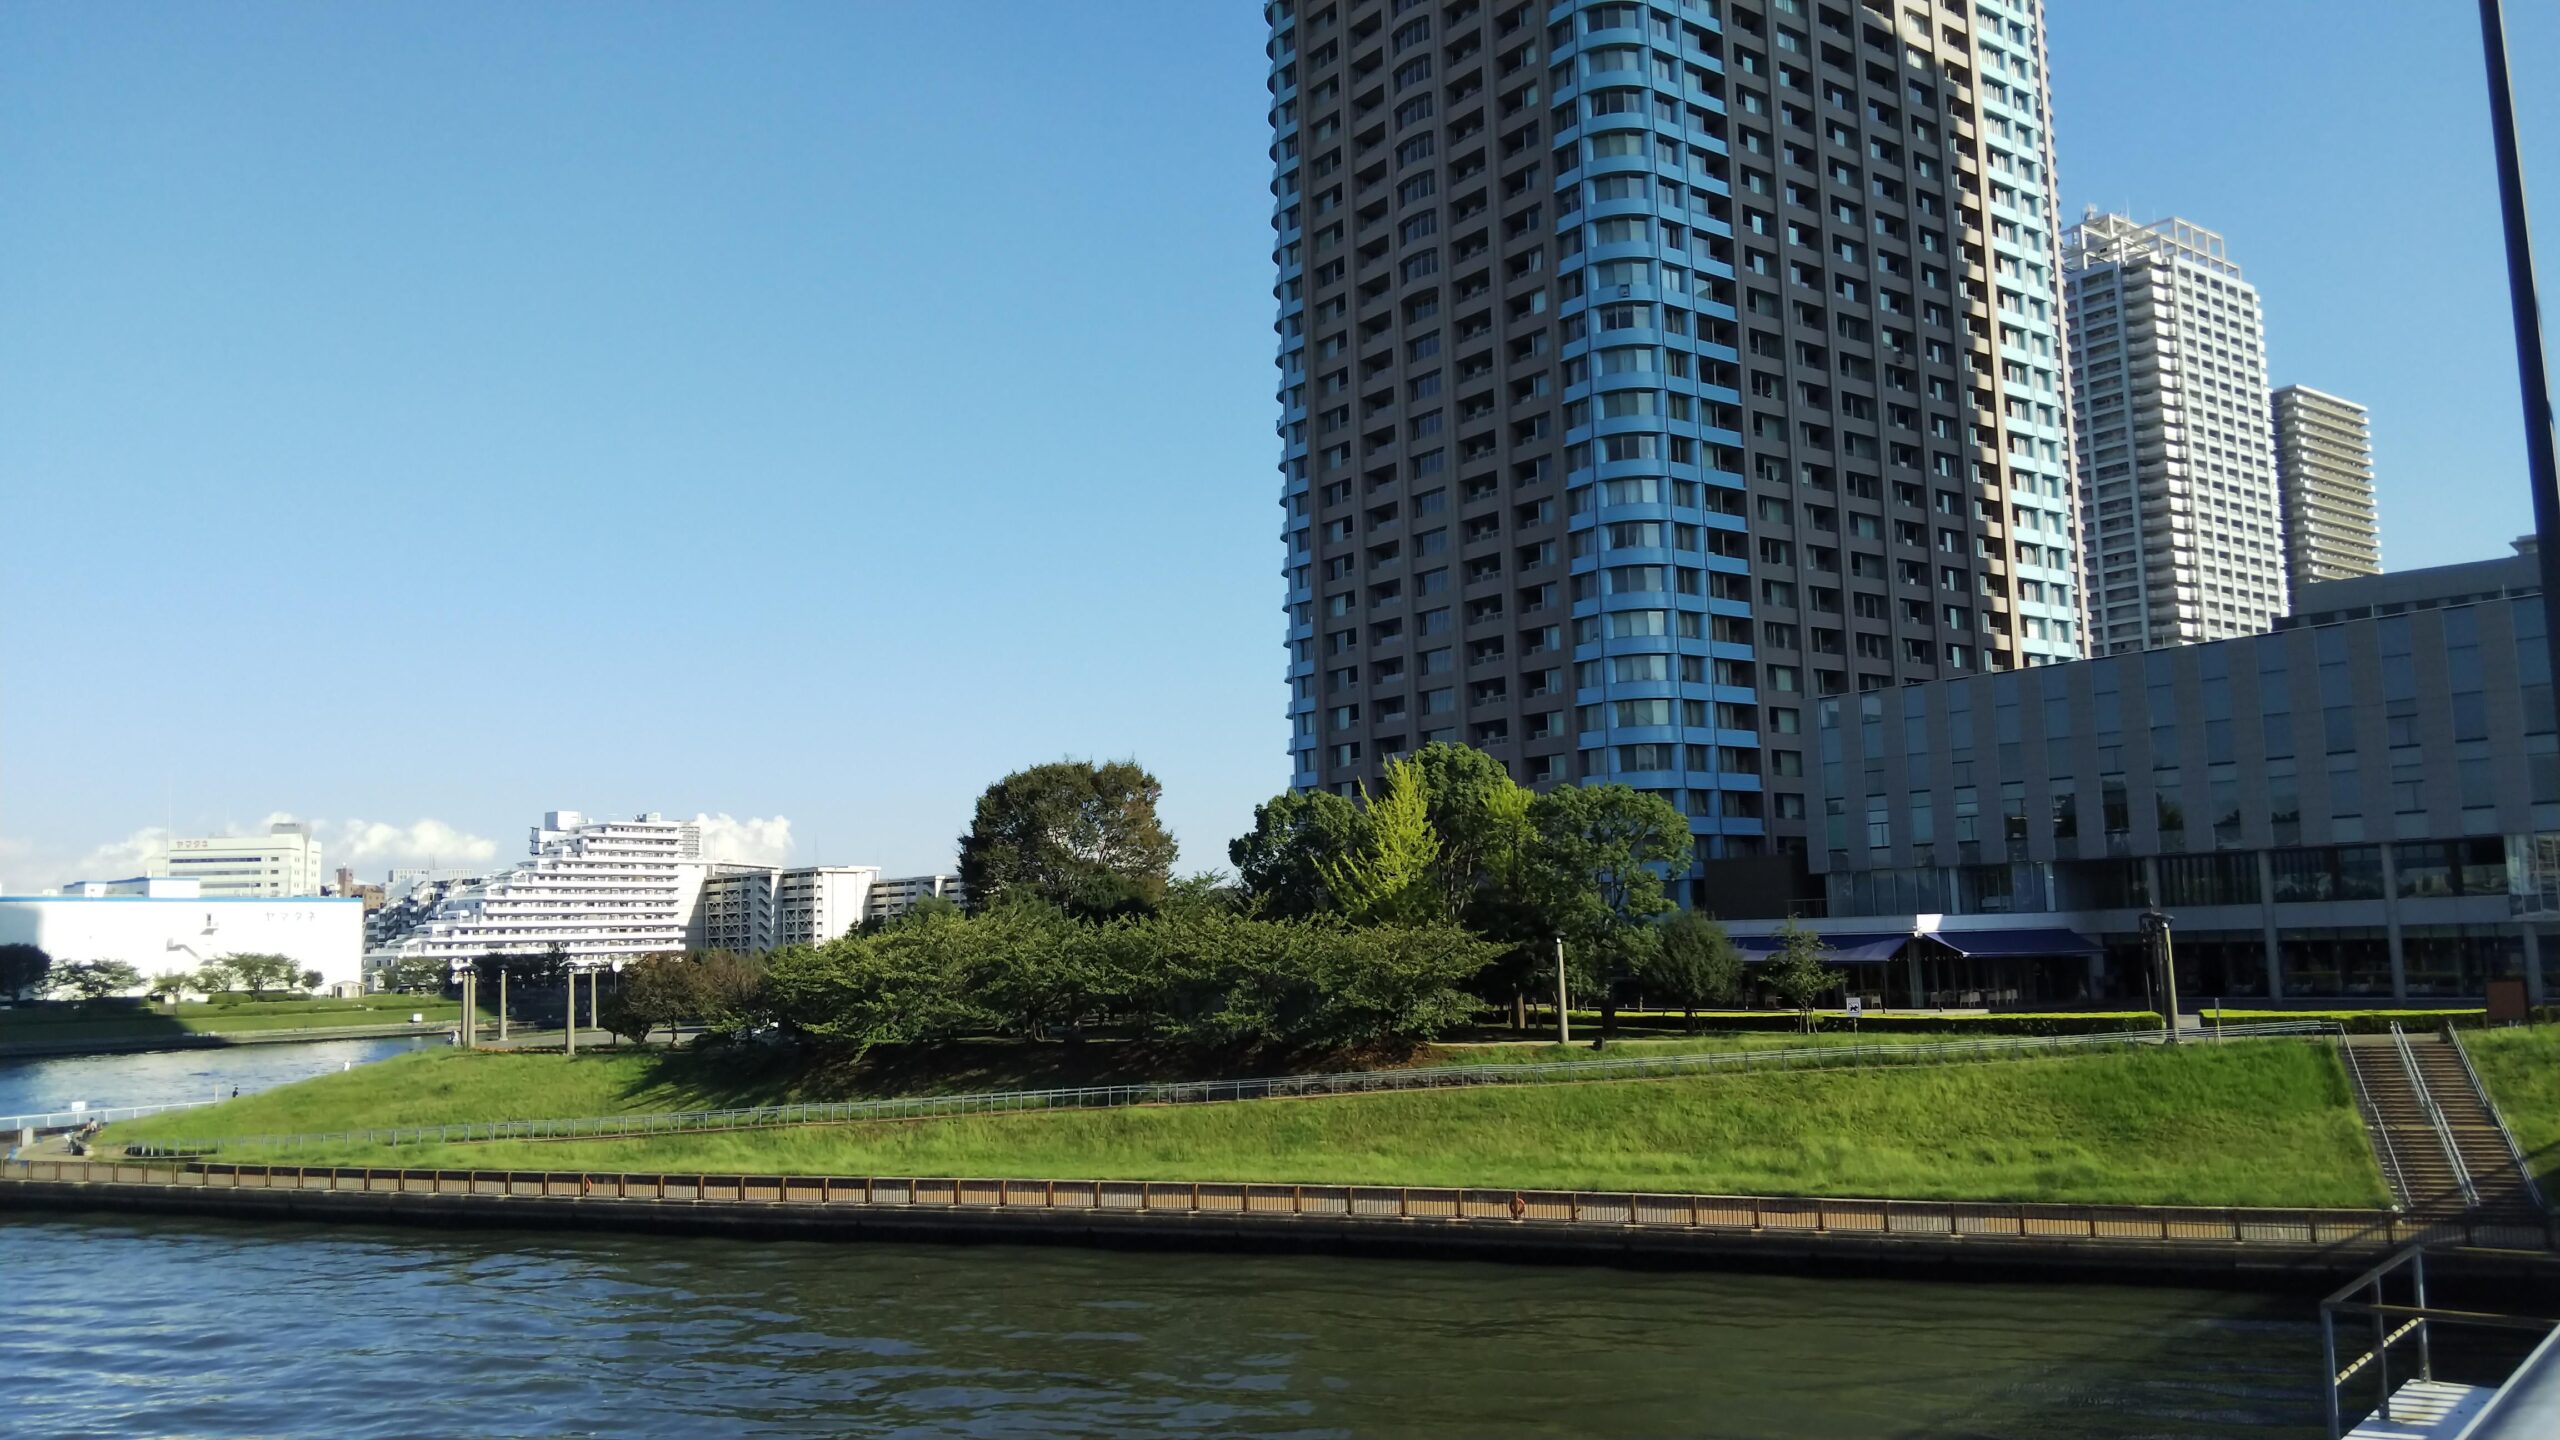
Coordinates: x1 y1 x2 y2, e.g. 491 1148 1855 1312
1642 908 1744 1029
0 942 52 1001
1764 921 1845 1030
957 759 1178 919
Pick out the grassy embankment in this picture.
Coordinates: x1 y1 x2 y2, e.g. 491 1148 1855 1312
112 1039 2387 1208
0 994 464 1045
2469 1024 2560 1195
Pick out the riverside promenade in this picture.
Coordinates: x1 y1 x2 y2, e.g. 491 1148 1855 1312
6 1156 2550 1281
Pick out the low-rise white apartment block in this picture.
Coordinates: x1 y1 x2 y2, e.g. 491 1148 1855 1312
868 873 966 921
148 821 326 898
695 864 879 952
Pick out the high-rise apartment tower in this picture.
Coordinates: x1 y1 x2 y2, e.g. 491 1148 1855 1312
2271 384 2380 591
2062 213 2284 653
1269 0 2079 908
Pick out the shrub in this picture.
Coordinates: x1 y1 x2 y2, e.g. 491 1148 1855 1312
2201 1008 2486 1035
1596 1009 2163 1036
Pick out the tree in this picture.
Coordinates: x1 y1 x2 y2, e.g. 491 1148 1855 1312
0 942 52 1002
601 952 696 1045
1524 784 1693 1046
1763 921 1844 1032
299 969 325 993
51 959 144 1003
1317 758 1443 924
223 953 300 998
191 959 239 995
385 953 444 993
1404 741 1534 921
958 759 1178 919
1642 909 1743 1031
1228 788 1363 918
145 970 194 1005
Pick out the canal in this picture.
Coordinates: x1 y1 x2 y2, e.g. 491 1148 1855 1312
0 1040 2343 1437
0 1034 439 1119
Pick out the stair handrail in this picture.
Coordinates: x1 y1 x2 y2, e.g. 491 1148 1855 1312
2445 1022 2550 1215
2339 1034 2412 1210
2390 1021 2479 1211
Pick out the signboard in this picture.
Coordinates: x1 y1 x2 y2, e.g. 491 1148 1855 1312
2487 977 2529 1024
1844 996 1864 1020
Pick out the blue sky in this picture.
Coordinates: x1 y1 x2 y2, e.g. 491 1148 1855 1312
1 1 2554 889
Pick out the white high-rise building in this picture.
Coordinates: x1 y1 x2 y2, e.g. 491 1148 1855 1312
2271 384 2381 590
370 811 706 972
2064 213 2286 653
147 821 325 898
694 864 879 953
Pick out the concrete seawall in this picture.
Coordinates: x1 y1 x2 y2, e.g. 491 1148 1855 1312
0 1021 452 1059
7 1160 2546 1281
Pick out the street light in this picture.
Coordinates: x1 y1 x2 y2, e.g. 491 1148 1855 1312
2478 0 2560 699
2139 909 2179 1045
449 959 476 1049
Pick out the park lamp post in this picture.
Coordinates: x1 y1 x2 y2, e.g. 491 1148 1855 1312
2139 909 2179 1045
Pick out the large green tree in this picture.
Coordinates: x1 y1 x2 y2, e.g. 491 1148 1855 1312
0 942 52 1002
1642 908 1744 1031
1318 758 1442 924
1525 784 1693 1045
958 759 1178 919
223 952 302 998
1404 741 1535 920
1228 788 1362 918
52 959 144 1003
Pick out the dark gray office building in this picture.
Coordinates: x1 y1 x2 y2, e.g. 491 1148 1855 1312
1731 544 2559 1005
1267 0 2082 913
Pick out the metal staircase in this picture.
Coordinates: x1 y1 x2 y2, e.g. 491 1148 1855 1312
2343 1026 2543 1225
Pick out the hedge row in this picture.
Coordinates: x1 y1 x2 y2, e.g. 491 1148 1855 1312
1562 1009 2164 1036
2200 1008 2484 1035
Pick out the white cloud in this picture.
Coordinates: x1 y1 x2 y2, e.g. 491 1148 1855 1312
691 813 793 866
325 818 502 869
61 826 177 885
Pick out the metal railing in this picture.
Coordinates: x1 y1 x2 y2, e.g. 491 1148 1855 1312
2337 1036 2412 1210
2321 1243 2560 1438
118 1019 2346 1159
2447 1023 2551 1214
0 1099 222 1136
5 1154 2505 1254
2390 1022 2479 1211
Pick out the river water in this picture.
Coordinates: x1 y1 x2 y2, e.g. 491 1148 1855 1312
0 1041 2343 1438
0 1035 438 1119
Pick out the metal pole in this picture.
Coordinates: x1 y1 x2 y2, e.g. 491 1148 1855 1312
1554 937 1571 1046
2321 1308 2342 1440
2160 926 2179 1044
2480 0 2560 698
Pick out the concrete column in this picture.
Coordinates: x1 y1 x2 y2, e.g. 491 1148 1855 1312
2256 850 2284 999
2379 844 2409 1002
2526 926 2548 1006
498 970 510 1043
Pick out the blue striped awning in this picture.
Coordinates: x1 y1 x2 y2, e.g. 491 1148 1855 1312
1734 932 1909 964
1922 927 2102 959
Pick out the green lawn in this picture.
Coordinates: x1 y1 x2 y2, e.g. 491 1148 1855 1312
131 1041 2388 1208
113 1028 2047 1143
2468 1024 2560 1196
